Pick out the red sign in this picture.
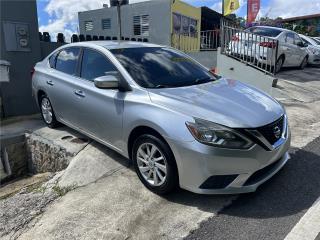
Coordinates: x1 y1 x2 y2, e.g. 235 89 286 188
247 0 260 24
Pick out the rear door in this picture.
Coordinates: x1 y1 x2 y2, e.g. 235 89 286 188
45 47 82 124
283 32 299 66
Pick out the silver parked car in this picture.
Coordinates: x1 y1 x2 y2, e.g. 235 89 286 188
228 26 308 72
32 42 291 194
299 34 320 65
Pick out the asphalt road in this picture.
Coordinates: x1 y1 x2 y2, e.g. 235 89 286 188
185 136 320 240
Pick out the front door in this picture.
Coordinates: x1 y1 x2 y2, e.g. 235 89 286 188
72 47 125 151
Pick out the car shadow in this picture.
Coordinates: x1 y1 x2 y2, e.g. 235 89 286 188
218 138 320 219
52 125 320 217
277 66 320 82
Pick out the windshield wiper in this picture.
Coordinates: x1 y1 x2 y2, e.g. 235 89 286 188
153 84 172 89
194 77 214 85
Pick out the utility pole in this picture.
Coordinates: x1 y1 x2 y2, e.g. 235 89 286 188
117 0 122 41
220 0 225 54
222 0 224 16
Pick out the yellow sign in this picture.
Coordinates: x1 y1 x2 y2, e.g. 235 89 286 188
224 0 240 16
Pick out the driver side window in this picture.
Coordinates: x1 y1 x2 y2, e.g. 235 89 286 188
285 33 295 45
80 48 118 81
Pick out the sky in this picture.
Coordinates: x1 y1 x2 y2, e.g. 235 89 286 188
37 0 320 42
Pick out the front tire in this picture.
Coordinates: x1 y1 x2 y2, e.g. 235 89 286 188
39 94 59 128
132 134 178 195
300 56 308 69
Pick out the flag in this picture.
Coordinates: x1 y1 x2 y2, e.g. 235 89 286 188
247 0 260 24
224 0 240 16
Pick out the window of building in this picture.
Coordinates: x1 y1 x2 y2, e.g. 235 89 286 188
55 48 80 75
80 48 118 81
85 21 94 31
133 15 149 36
102 18 111 30
172 12 198 38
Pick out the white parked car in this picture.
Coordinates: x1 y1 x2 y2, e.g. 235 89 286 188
228 26 309 73
299 34 320 65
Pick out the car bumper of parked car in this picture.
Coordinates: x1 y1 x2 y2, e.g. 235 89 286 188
166 128 291 194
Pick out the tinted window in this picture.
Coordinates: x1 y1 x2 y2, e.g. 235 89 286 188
286 33 295 44
247 27 282 37
55 48 80 75
110 47 218 88
49 52 57 68
294 34 302 46
80 49 118 81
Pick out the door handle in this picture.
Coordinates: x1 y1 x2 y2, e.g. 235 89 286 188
46 80 54 86
74 90 85 98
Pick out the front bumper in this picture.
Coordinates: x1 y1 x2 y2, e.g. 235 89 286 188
308 54 320 65
166 127 291 194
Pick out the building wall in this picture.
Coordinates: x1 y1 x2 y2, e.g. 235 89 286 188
171 0 201 51
0 0 41 117
78 0 172 46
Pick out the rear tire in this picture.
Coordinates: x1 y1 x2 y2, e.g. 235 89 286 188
39 94 60 128
299 56 308 70
132 134 178 195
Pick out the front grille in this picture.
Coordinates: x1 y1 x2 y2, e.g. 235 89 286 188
244 158 281 186
256 115 285 145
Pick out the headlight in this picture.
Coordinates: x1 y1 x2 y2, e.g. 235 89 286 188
186 118 254 149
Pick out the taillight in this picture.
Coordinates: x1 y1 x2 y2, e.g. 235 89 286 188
232 35 240 41
30 67 35 78
259 42 277 48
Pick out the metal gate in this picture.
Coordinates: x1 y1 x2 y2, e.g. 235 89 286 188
220 22 279 75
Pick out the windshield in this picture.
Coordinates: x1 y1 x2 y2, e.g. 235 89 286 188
110 47 218 88
312 37 320 45
301 36 319 46
246 27 282 37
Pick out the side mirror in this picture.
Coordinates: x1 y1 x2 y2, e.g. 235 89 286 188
94 75 119 89
297 41 305 48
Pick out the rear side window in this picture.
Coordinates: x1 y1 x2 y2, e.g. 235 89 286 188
80 48 118 81
55 47 80 75
49 52 57 68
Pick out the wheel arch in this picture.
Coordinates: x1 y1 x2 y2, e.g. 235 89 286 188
37 89 46 107
127 126 171 160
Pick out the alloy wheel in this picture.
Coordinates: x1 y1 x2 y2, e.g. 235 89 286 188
136 143 167 186
41 98 53 124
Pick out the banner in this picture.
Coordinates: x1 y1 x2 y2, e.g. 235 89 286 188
224 0 240 16
247 0 260 24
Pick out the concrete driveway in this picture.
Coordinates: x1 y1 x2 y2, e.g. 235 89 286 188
13 140 234 240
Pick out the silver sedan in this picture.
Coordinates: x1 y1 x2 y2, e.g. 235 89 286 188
32 41 290 194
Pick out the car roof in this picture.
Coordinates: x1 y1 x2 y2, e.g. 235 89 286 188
249 25 293 33
62 41 164 50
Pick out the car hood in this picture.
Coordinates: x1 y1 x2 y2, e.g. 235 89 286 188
148 78 284 128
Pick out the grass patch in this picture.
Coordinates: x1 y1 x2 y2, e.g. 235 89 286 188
52 185 75 197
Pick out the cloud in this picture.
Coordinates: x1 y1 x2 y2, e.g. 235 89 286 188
267 0 320 18
39 0 151 42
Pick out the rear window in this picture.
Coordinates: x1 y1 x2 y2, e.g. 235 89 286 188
246 27 282 37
